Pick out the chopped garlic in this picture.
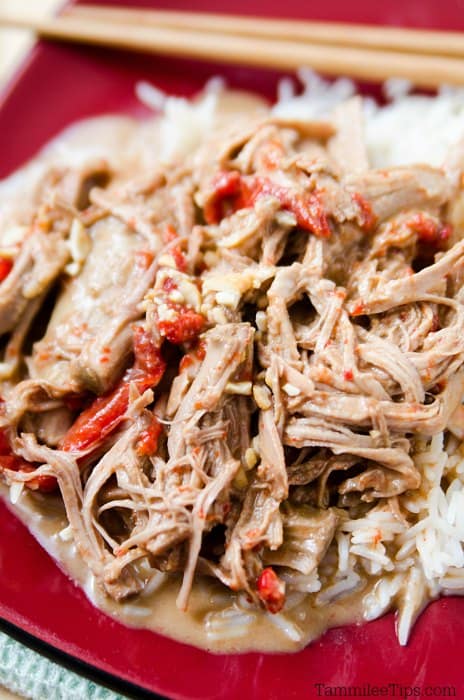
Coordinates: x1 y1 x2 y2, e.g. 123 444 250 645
9 481 24 504
168 290 184 303
156 268 201 311
210 307 228 324
158 253 176 267
204 267 274 296
253 384 272 410
275 210 297 227
216 290 240 308
225 381 252 396
157 303 177 322
283 382 300 397
177 278 201 311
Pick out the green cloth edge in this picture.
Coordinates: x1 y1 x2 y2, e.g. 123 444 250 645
0 631 128 700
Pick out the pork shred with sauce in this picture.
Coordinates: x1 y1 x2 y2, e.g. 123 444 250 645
1 92 464 625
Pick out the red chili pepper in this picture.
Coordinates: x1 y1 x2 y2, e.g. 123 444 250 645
409 213 451 250
0 429 57 493
203 171 242 224
59 382 131 452
59 329 166 453
136 415 163 457
132 326 166 382
343 369 354 382
0 258 13 283
204 171 331 238
158 306 205 345
256 567 286 614
242 178 331 238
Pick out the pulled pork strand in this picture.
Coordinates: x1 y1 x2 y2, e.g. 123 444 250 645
1 93 464 626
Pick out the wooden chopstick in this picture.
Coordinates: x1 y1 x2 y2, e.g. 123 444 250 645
1 12 464 88
68 4 464 59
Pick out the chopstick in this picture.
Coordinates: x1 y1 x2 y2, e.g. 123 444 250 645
1 11 464 88
68 5 464 59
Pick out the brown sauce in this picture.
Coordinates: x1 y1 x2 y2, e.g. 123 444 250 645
1 484 371 653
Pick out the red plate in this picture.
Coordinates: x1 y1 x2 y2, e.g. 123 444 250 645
1 1 464 698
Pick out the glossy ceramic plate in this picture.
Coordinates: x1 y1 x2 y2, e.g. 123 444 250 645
0 1 463 698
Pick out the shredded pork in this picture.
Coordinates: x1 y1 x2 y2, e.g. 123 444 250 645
1 90 464 625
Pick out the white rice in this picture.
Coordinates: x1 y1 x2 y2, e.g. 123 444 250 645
136 76 224 162
135 72 464 646
265 611 304 642
205 607 257 641
272 68 464 168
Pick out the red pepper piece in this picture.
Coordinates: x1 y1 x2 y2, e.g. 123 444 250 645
1 457 57 494
0 429 57 493
256 567 286 614
203 171 242 224
409 213 451 249
59 382 131 452
60 329 166 453
204 171 331 238
158 306 205 345
136 415 163 457
0 258 13 283
242 178 332 237
132 326 166 382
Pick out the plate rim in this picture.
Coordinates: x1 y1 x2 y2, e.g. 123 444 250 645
1 2 464 698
